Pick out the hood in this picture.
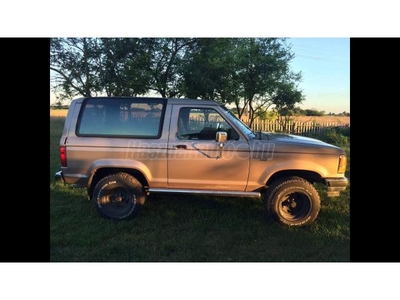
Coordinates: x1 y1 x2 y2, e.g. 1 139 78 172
254 131 343 154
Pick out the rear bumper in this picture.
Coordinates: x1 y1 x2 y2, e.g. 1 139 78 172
55 171 65 183
325 177 348 197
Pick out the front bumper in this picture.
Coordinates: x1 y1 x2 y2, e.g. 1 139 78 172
325 177 348 197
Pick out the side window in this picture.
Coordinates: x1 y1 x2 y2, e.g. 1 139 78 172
177 107 239 140
77 98 165 138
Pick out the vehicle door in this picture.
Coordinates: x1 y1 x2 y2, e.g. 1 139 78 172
167 105 250 191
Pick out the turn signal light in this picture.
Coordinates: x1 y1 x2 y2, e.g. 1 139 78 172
337 154 347 173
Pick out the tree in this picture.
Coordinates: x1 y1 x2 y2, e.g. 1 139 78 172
232 38 302 127
50 37 303 120
272 82 304 132
99 38 153 96
180 38 302 128
50 38 103 102
181 38 237 101
149 38 196 98
304 108 325 116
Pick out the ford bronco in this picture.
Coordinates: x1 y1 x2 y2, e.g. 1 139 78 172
55 96 348 226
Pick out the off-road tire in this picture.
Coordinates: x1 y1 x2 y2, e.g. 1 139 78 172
92 172 146 220
264 176 320 227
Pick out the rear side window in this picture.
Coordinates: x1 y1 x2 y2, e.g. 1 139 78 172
77 97 166 138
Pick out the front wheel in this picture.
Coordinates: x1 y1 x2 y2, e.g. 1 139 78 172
92 172 146 220
264 176 321 227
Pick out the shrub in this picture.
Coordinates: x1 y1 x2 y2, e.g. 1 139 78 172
320 126 350 147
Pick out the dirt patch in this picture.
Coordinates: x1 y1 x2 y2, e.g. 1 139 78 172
50 109 68 117
241 115 350 125
289 116 350 124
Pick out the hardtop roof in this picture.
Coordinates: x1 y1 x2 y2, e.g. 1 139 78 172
73 96 220 106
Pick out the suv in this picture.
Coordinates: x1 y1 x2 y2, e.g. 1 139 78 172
55 96 348 227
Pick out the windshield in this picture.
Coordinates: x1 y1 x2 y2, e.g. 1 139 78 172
220 106 256 139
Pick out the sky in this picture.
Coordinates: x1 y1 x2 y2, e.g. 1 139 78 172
288 38 350 113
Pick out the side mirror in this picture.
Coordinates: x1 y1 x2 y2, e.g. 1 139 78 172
215 131 227 143
215 131 227 159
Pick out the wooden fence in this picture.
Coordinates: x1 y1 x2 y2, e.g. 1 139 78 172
243 119 350 137
187 115 349 137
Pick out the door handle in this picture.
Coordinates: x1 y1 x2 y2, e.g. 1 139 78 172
174 145 187 150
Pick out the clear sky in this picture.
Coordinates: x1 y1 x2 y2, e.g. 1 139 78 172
288 38 350 114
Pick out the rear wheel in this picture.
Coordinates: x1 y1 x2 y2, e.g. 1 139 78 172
264 176 320 227
92 172 146 220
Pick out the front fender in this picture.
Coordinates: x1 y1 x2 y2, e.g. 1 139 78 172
256 158 330 186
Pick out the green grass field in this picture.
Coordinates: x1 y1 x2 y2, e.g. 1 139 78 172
50 116 350 262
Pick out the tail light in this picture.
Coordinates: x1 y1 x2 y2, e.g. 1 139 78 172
60 146 67 167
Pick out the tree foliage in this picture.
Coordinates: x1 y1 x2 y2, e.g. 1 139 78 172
50 38 103 101
149 38 197 98
272 82 305 132
181 38 237 101
99 38 153 96
50 38 303 120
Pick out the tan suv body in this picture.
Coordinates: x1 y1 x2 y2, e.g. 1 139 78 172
55 96 348 226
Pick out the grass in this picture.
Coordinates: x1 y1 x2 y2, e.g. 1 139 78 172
50 116 350 262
